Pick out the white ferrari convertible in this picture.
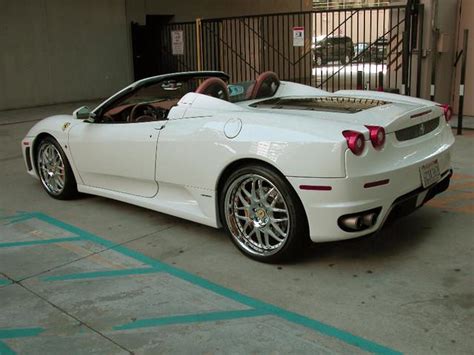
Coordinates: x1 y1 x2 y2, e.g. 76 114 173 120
22 71 454 262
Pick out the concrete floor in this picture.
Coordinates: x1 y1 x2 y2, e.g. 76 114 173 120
0 102 473 354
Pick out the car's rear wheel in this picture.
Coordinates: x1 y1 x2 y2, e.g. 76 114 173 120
220 165 307 263
36 136 78 200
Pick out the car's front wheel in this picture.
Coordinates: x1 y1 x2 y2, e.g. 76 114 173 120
220 164 308 262
36 136 78 200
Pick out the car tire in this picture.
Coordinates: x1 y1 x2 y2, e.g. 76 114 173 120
220 164 308 263
36 136 78 200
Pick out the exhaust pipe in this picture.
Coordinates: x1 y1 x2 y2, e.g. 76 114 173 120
338 208 381 232
362 212 377 227
341 215 364 231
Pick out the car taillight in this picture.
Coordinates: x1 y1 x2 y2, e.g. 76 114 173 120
365 125 385 149
342 130 365 156
438 104 453 122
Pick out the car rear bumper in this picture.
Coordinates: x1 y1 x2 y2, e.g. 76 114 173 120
287 147 452 242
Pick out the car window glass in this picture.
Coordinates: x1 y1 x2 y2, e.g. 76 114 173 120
122 79 200 105
228 80 255 103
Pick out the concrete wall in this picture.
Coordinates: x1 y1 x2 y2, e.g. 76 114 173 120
0 0 133 111
417 0 459 104
0 0 313 111
453 0 473 116
126 0 313 24
417 0 473 115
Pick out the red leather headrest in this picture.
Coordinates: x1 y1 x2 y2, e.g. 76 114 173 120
196 77 230 101
249 71 280 99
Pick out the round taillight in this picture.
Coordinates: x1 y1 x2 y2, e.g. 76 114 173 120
342 130 365 156
438 104 453 122
365 125 386 149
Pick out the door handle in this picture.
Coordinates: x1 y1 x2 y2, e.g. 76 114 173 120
154 125 165 131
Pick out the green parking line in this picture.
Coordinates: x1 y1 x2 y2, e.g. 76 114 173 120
0 280 11 287
114 309 269 330
1 213 36 226
0 237 83 249
2 212 402 355
0 327 43 339
162 265 401 355
0 341 15 355
22 213 163 268
42 267 164 282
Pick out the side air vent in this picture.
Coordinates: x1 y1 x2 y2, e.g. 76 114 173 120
395 117 440 141
25 147 33 171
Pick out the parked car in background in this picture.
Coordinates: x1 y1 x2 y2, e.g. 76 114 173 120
370 37 389 63
313 36 355 66
354 38 389 63
354 42 369 61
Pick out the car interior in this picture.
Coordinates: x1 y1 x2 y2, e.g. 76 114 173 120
96 71 281 124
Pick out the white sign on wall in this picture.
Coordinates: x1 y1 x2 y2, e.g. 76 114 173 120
171 30 184 55
292 26 304 47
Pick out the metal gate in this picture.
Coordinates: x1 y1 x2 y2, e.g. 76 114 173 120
140 3 423 95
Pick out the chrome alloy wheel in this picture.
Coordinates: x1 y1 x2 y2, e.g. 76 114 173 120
37 142 65 195
224 174 290 257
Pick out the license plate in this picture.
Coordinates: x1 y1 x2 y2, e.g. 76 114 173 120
420 159 441 188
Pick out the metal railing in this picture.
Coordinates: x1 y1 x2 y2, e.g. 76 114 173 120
148 2 421 94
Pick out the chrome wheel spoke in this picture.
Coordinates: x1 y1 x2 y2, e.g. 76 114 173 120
262 230 271 248
250 177 257 200
271 207 288 214
247 229 256 238
46 146 54 161
51 177 59 190
237 191 250 207
241 183 252 199
256 179 264 201
270 193 279 207
271 217 288 223
255 229 263 247
44 174 51 184
267 227 284 243
271 222 287 238
263 187 275 203
56 175 65 187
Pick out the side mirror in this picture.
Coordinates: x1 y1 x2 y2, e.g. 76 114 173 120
73 106 92 120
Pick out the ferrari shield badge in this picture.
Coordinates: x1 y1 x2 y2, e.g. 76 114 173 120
62 122 71 131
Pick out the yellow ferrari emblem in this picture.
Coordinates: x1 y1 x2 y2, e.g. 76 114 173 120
62 122 71 131
256 209 266 219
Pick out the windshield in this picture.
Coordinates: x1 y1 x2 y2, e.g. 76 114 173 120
95 72 230 118
121 77 209 106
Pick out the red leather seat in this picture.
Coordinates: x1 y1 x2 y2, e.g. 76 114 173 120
248 71 280 100
196 77 230 101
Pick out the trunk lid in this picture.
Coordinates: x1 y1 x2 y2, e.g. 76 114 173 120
248 92 443 134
